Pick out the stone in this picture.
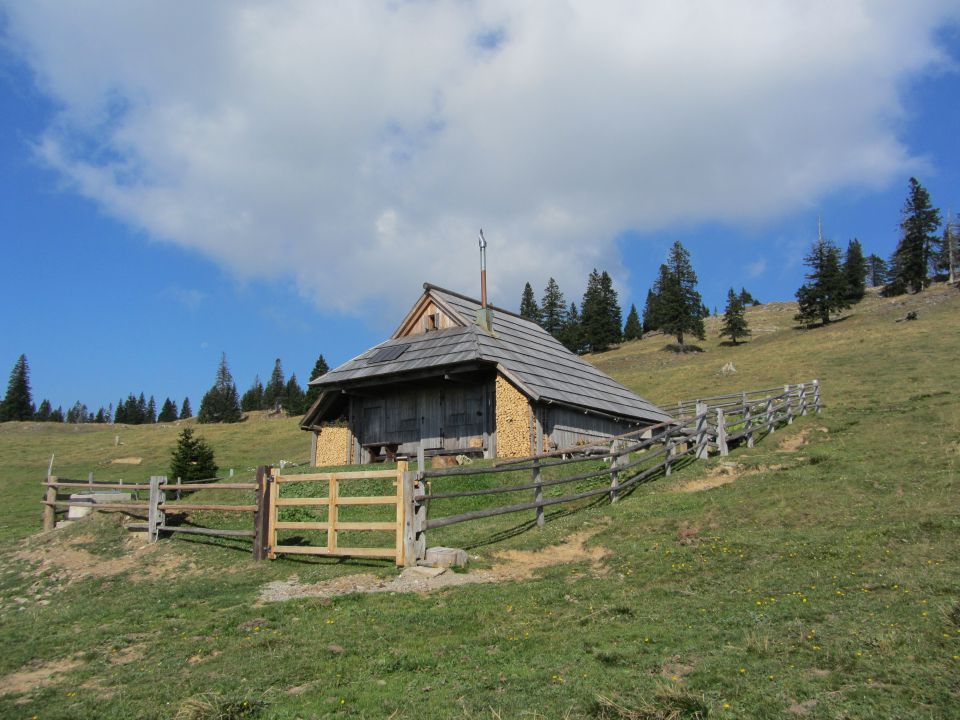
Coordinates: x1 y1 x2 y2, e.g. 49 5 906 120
68 492 133 520
424 546 468 568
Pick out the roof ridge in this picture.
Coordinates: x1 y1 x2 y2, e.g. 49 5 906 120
423 282 527 320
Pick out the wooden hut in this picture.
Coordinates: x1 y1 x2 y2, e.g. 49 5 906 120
301 283 671 465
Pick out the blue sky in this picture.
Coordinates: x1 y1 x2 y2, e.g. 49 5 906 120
1 2 959 413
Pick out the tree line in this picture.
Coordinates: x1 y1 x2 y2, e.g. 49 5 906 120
0 352 331 425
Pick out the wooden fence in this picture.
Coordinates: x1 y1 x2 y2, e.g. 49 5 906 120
40 380 820 567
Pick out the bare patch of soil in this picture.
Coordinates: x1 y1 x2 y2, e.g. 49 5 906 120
788 698 819 716
778 428 812 452
108 643 145 665
258 530 611 603
675 462 795 493
660 658 695 683
0 656 83 696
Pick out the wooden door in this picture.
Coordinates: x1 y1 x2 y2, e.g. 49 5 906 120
419 389 444 449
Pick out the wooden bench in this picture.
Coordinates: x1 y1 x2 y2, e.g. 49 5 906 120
362 442 400 463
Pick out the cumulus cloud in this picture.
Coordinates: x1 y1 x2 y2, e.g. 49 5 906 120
3 1 957 312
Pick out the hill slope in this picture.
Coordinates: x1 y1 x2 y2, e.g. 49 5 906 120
0 284 958 719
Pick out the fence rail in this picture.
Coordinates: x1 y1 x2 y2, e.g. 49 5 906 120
40 380 820 567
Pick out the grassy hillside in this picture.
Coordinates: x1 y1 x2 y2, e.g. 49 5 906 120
0 284 958 719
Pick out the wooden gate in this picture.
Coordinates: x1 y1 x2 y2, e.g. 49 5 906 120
267 462 408 565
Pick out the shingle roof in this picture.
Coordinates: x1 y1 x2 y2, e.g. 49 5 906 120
307 284 671 424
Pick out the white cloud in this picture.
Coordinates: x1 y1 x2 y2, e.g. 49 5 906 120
4 1 958 311
746 259 768 279
164 286 205 311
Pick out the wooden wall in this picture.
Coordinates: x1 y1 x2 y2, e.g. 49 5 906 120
543 406 641 450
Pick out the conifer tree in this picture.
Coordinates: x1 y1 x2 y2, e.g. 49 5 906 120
49 406 64 423
66 401 90 424
115 398 126 424
241 375 265 412
642 286 662 333
865 254 888 287
157 398 179 423
795 233 849 326
169 428 218 482
35 399 52 422
580 269 622 352
539 278 567 337
519 282 541 323
304 355 330 411
263 358 286 411
720 288 751 345
198 354 243 423
558 302 585 354
657 242 705 350
285 374 306 416
180 397 193 419
623 304 642 341
738 288 760 306
94 407 107 423
843 239 867 302
887 177 941 295
136 393 148 424
0 354 34 421
147 396 157 423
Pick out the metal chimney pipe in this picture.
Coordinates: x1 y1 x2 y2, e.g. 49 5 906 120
478 229 488 308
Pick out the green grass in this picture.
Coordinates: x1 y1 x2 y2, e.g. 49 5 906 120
0 284 958 718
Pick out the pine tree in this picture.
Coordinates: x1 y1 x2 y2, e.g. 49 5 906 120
157 398 179 423
795 231 849 326
657 242 705 350
169 428 218 482
580 269 622 352
136 393 148 424
241 375 264 412
936 213 958 282
285 374 306 416
843 239 867 302
66 401 89 424
623 304 642 341
519 282 541 323
558 302 585 354
114 398 126 424
0 354 34 421
263 358 286 412
198 353 243 423
147 396 157 423
94 407 107 423
180 397 193 419
888 177 941 295
539 278 567 337
738 287 760 306
865 254 888 287
720 288 751 345
35 399 52 422
303 355 330 411
642 285 662 333
49 406 64 423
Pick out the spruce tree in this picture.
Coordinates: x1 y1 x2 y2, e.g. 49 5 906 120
539 278 567 337
198 353 243 423
843 239 867 302
35 399 52 422
147 396 157 423
888 177 941 295
720 288 751 345
115 398 126 424
738 287 760 306
642 286 661 333
580 269 622 352
865 254 888 287
94 407 107 423
157 398 179 423
285 374 306 416
66 401 89 424
136 393 148 424
519 282 541 323
49 406 64 423
0 354 34 421
180 397 193 419
623 304 642 341
241 375 264 412
304 355 330 411
658 242 705 350
169 428 218 482
263 358 286 411
794 233 849 326
558 302 585 354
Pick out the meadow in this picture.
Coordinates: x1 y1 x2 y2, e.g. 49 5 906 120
0 284 957 719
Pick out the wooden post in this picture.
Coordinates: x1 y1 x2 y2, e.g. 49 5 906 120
147 476 166 542
43 476 57 531
402 468 416 566
717 408 728 456
765 397 775 435
813 379 822 413
745 402 754 448
252 465 272 561
609 439 620 503
798 383 807 416
327 473 339 554
395 461 407 566
267 468 280 559
413 476 427 562
533 457 544 524
785 384 794 425
665 440 675 476
695 401 709 459
417 444 425 473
